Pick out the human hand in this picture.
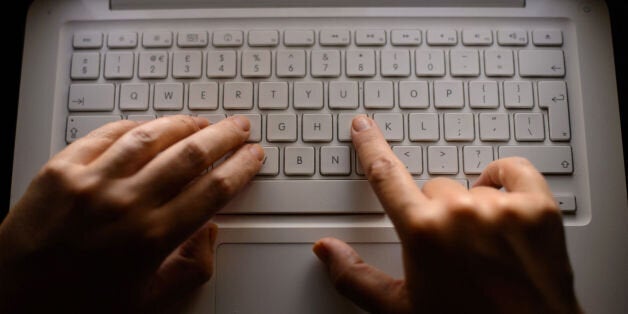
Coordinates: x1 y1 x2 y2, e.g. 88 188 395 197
0 115 264 312
313 116 581 313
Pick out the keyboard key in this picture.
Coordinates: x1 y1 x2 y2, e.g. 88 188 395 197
319 29 350 46
450 50 480 77
519 50 565 77
311 50 341 77
173 51 202 78
267 114 297 142
484 50 515 77
108 32 137 48
71 52 100 80
73 32 102 49
399 81 429 109
497 30 528 46
249 30 279 47
120 83 149 110
364 81 394 109
462 29 493 46
258 147 280 176
381 50 411 77
285 147 316 176
302 114 333 142
142 31 173 48
127 114 155 122
188 82 218 110
223 82 253 109
374 113 404 141
479 113 510 141
415 50 445 77
242 50 272 78
68 84 114 111
213 30 244 47
393 146 423 175
104 52 134 79
258 81 289 109
207 51 237 78
338 113 362 142
294 82 323 109
469 81 499 108
427 29 457 46
154 83 183 110
329 82 359 109
434 81 464 108
234 114 262 142
177 31 208 47
138 52 168 78
284 30 315 46
66 115 121 143
355 29 386 46
554 194 576 213
409 113 439 141
498 146 573 174
538 81 570 141
197 114 226 124
428 146 459 174
320 146 351 175
514 113 545 141
276 50 306 77
533 30 563 46
346 50 376 77
444 113 475 142
503 81 534 108
463 146 494 174
391 29 421 46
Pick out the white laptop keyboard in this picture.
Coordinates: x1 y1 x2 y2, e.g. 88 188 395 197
66 27 576 214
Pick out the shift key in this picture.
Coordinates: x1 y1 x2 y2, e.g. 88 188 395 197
498 146 573 174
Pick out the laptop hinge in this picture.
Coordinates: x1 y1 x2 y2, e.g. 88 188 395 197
110 0 525 10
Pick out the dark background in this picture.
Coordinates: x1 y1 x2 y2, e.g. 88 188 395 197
2 1 628 222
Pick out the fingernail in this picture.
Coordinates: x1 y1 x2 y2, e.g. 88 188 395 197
249 144 265 161
232 115 251 131
312 241 330 263
352 115 372 132
192 116 210 128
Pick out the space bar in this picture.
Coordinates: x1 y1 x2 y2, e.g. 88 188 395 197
221 180 385 214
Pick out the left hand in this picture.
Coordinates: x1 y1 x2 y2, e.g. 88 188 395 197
0 115 264 312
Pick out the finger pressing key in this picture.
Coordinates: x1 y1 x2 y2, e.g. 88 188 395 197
90 115 209 177
351 115 426 230
130 116 251 205
474 157 552 196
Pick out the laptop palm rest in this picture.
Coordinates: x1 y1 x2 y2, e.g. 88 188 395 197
214 243 402 314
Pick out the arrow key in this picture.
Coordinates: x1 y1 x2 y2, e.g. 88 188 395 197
393 146 423 175
554 194 576 214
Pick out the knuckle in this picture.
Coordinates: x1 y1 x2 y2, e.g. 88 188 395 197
181 140 209 168
169 115 199 132
332 261 368 294
366 155 400 181
127 127 158 147
211 172 238 197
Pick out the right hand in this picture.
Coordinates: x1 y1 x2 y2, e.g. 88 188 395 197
313 115 581 313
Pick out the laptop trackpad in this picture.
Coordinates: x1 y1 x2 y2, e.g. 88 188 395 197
215 243 403 314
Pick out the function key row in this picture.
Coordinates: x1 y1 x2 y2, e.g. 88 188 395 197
73 29 563 49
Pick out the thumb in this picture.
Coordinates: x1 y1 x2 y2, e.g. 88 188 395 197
142 222 218 310
313 237 410 313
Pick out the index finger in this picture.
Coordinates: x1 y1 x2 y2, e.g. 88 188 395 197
351 115 427 228
474 157 553 196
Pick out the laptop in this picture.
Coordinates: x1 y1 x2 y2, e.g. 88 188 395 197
11 0 628 312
